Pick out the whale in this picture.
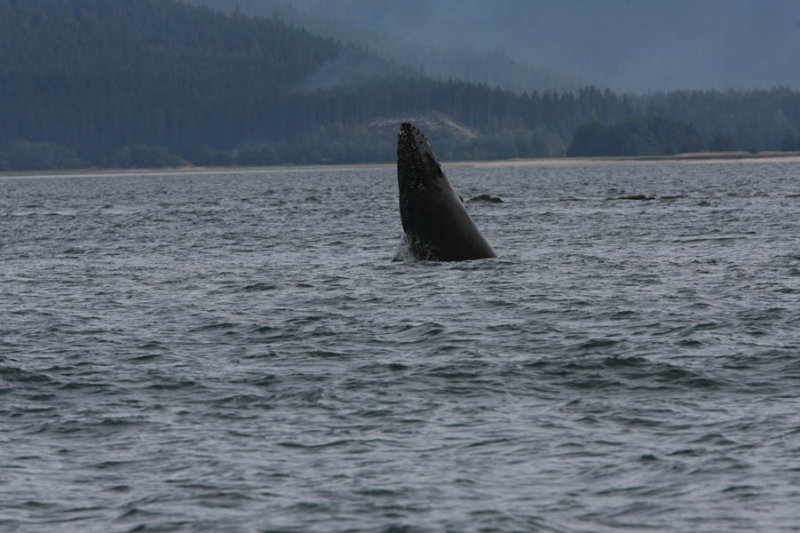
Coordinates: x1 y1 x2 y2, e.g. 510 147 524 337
396 122 496 261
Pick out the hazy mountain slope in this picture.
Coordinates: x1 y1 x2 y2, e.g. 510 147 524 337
186 0 581 93
197 0 800 91
2 0 799 170
0 0 341 158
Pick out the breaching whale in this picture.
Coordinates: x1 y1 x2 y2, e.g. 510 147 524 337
396 122 496 261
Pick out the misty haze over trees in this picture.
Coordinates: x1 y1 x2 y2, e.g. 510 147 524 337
192 0 800 92
1 0 800 170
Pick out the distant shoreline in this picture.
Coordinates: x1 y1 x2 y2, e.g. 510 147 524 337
3 151 800 179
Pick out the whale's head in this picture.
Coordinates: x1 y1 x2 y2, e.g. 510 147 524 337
397 122 446 194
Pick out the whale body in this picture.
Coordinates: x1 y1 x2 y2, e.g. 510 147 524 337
396 122 496 261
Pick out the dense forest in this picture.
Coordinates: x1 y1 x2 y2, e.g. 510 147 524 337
1 0 800 171
567 118 705 157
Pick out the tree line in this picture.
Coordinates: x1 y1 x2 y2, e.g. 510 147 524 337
1 0 799 171
566 117 705 157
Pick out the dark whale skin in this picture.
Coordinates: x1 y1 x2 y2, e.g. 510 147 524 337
397 122 496 261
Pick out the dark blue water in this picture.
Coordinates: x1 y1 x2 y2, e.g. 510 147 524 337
2 160 800 532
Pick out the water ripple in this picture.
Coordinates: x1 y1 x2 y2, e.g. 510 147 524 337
2 163 800 532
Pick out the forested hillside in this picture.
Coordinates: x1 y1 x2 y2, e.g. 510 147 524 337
0 0 340 167
187 0 581 93
208 0 800 92
1 0 799 171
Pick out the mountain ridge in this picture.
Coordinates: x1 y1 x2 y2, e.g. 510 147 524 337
186 0 581 93
1 0 799 171
191 0 800 92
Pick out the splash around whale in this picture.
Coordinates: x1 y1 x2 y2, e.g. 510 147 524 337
395 122 496 261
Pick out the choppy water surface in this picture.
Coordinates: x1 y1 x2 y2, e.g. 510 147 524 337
2 160 800 532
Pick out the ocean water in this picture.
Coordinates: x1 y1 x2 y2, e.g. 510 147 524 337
1 159 800 532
